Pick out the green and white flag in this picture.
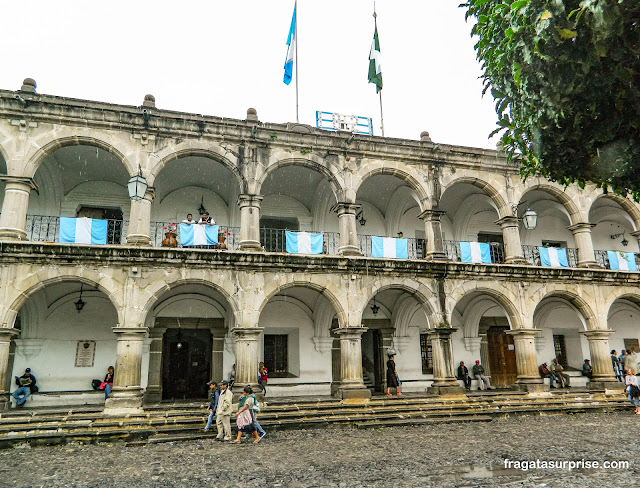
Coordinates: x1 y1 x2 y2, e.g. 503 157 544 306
368 25 383 93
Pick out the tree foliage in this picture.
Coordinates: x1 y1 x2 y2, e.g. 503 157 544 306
463 0 640 198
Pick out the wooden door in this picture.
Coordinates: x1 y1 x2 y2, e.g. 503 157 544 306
487 326 517 387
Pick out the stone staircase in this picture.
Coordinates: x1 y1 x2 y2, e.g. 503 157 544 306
0 390 629 449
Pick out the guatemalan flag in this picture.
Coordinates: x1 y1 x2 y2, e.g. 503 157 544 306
286 231 323 254
179 224 219 246
607 251 637 271
283 3 296 85
538 247 569 267
371 236 408 259
59 217 107 245
460 242 492 264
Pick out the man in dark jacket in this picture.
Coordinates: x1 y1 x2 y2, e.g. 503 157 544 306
203 381 220 432
12 368 37 407
539 362 555 388
457 361 471 390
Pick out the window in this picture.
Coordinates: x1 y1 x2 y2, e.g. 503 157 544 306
553 335 567 367
77 207 124 245
477 233 504 245
264 334 288 377
542 240 567 248
624 338 639 353
420 334 433 374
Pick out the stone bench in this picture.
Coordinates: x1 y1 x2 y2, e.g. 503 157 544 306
456 376 492 391
11 390 105 408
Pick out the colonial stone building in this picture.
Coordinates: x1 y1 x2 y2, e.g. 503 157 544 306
0 78 634 413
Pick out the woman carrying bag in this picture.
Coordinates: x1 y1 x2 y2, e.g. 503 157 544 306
233 385 261 444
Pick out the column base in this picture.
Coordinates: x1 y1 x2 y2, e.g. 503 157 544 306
232 383 264 402
427 385 466 395
577 261 601 268
338 387 371 400
0 393 11 411
516 382 548 394
505 256 527 264
238 240 263 251
338 245 362 256
126 234 152 246
144 388 162 403
104 389 144 415
0 228 27 241
588 380 625 393
425 251 448 261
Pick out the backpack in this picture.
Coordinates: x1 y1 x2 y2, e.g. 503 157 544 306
91 379 102 390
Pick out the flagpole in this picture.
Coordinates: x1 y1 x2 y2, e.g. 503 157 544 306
295 0 299 123
373 5 385 137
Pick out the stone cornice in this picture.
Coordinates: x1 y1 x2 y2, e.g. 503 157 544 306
0 90 514 172
0 242 638 286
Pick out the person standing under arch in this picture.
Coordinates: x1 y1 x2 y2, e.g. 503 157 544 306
386 353 401 396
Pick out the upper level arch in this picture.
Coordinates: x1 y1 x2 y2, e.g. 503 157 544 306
517 182 582 224
439 175 509 217
354 166 429 208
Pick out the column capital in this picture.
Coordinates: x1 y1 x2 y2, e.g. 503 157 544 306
0 328 19 342
333 326 368 338
494 215 520 228
425 326 458 339
232 326 264 337
237 194 264 208
0 176 38 192
567 222 596 233
505 328 541 339
630 230 640 238
111 327 149 339
579 329 614 339
331 202 361 216
144 187 155 201
417 209 446 221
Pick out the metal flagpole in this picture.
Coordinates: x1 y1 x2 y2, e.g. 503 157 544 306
295 0 299 123
374 4 384 136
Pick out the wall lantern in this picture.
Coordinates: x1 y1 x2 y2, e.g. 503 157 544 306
522 208 538 230
356 210 366 226
611 228 629 247
127 167 148 200
370 297 380 316
74 285 86 313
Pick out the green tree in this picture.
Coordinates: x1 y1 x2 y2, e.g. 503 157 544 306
463 0 640 198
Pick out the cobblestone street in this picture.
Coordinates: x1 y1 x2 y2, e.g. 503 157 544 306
1 411 638 488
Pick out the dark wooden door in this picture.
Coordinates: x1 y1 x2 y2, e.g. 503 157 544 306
162 329 211 400
487 326 517 387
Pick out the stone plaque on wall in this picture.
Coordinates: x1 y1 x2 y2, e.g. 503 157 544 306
75 341 96 367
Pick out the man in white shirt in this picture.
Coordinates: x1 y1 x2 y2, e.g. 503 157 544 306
198 212 215 225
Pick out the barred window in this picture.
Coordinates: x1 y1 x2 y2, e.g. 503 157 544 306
420 334 433 374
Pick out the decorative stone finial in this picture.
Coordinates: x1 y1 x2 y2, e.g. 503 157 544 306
420 131 432 142
143 94 156 108
246 108 259 122
20 78 37 93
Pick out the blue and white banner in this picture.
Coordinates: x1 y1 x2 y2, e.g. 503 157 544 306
607 251 637 271
538 247 569 267
286 231 323 254
371 236 408 259
179 224 219 246
59 217 107 245
460 242 492 264
283 3 296 85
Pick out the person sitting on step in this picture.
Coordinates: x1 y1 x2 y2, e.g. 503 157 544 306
539 362 556 388
550 358 570 388
582 359 593 379
457 361 472 390
472 360 493 390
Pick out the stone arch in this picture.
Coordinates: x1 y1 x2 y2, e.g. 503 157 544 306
257 156 343 201
362 282 437 329
258 278 347 329
149 142 245 191
519 183 582 224
140 277 240 330
460 295 507 338
439 175 509 217
606 293 640 320
533 290 597 330
355 166 429 210
448 286 522 331
590 194 640 231
24 135 135 178
3 273 123 329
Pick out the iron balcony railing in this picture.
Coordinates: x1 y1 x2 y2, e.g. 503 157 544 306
594 249 640 269
26 215 128 245
259 228 340 254
150 222 240 249
443 240 505 264
357 235 426 259
521 245 578 267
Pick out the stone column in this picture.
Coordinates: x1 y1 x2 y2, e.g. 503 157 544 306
479 333 490 376
144 327 166 403
0 177 38 241
210 328 226 384
105 327 148 414
232 327 262 393
418 209 447 260
0 328 19 410
333 203 362 256
237 194 263 251
426 328 464 395
126 188 154 246
581 330 624 392
333 327 371 399
568 222 598 268
506 328 544 392
495 216 526 263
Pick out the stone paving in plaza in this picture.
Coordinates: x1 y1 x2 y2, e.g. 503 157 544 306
1 411 638 487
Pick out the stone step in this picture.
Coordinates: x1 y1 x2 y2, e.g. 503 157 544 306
354 415 494 429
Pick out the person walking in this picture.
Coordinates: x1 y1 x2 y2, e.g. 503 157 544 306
625 369 640 414
612 350 623 382
258 362 268 396
215 380 233 442
203 381 220 433
625 348 638 375
386 353 401 395
232 385 261 444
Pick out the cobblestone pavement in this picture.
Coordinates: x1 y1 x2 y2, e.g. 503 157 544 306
1 411 639 487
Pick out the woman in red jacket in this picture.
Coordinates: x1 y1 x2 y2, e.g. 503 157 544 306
258 362 268 396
